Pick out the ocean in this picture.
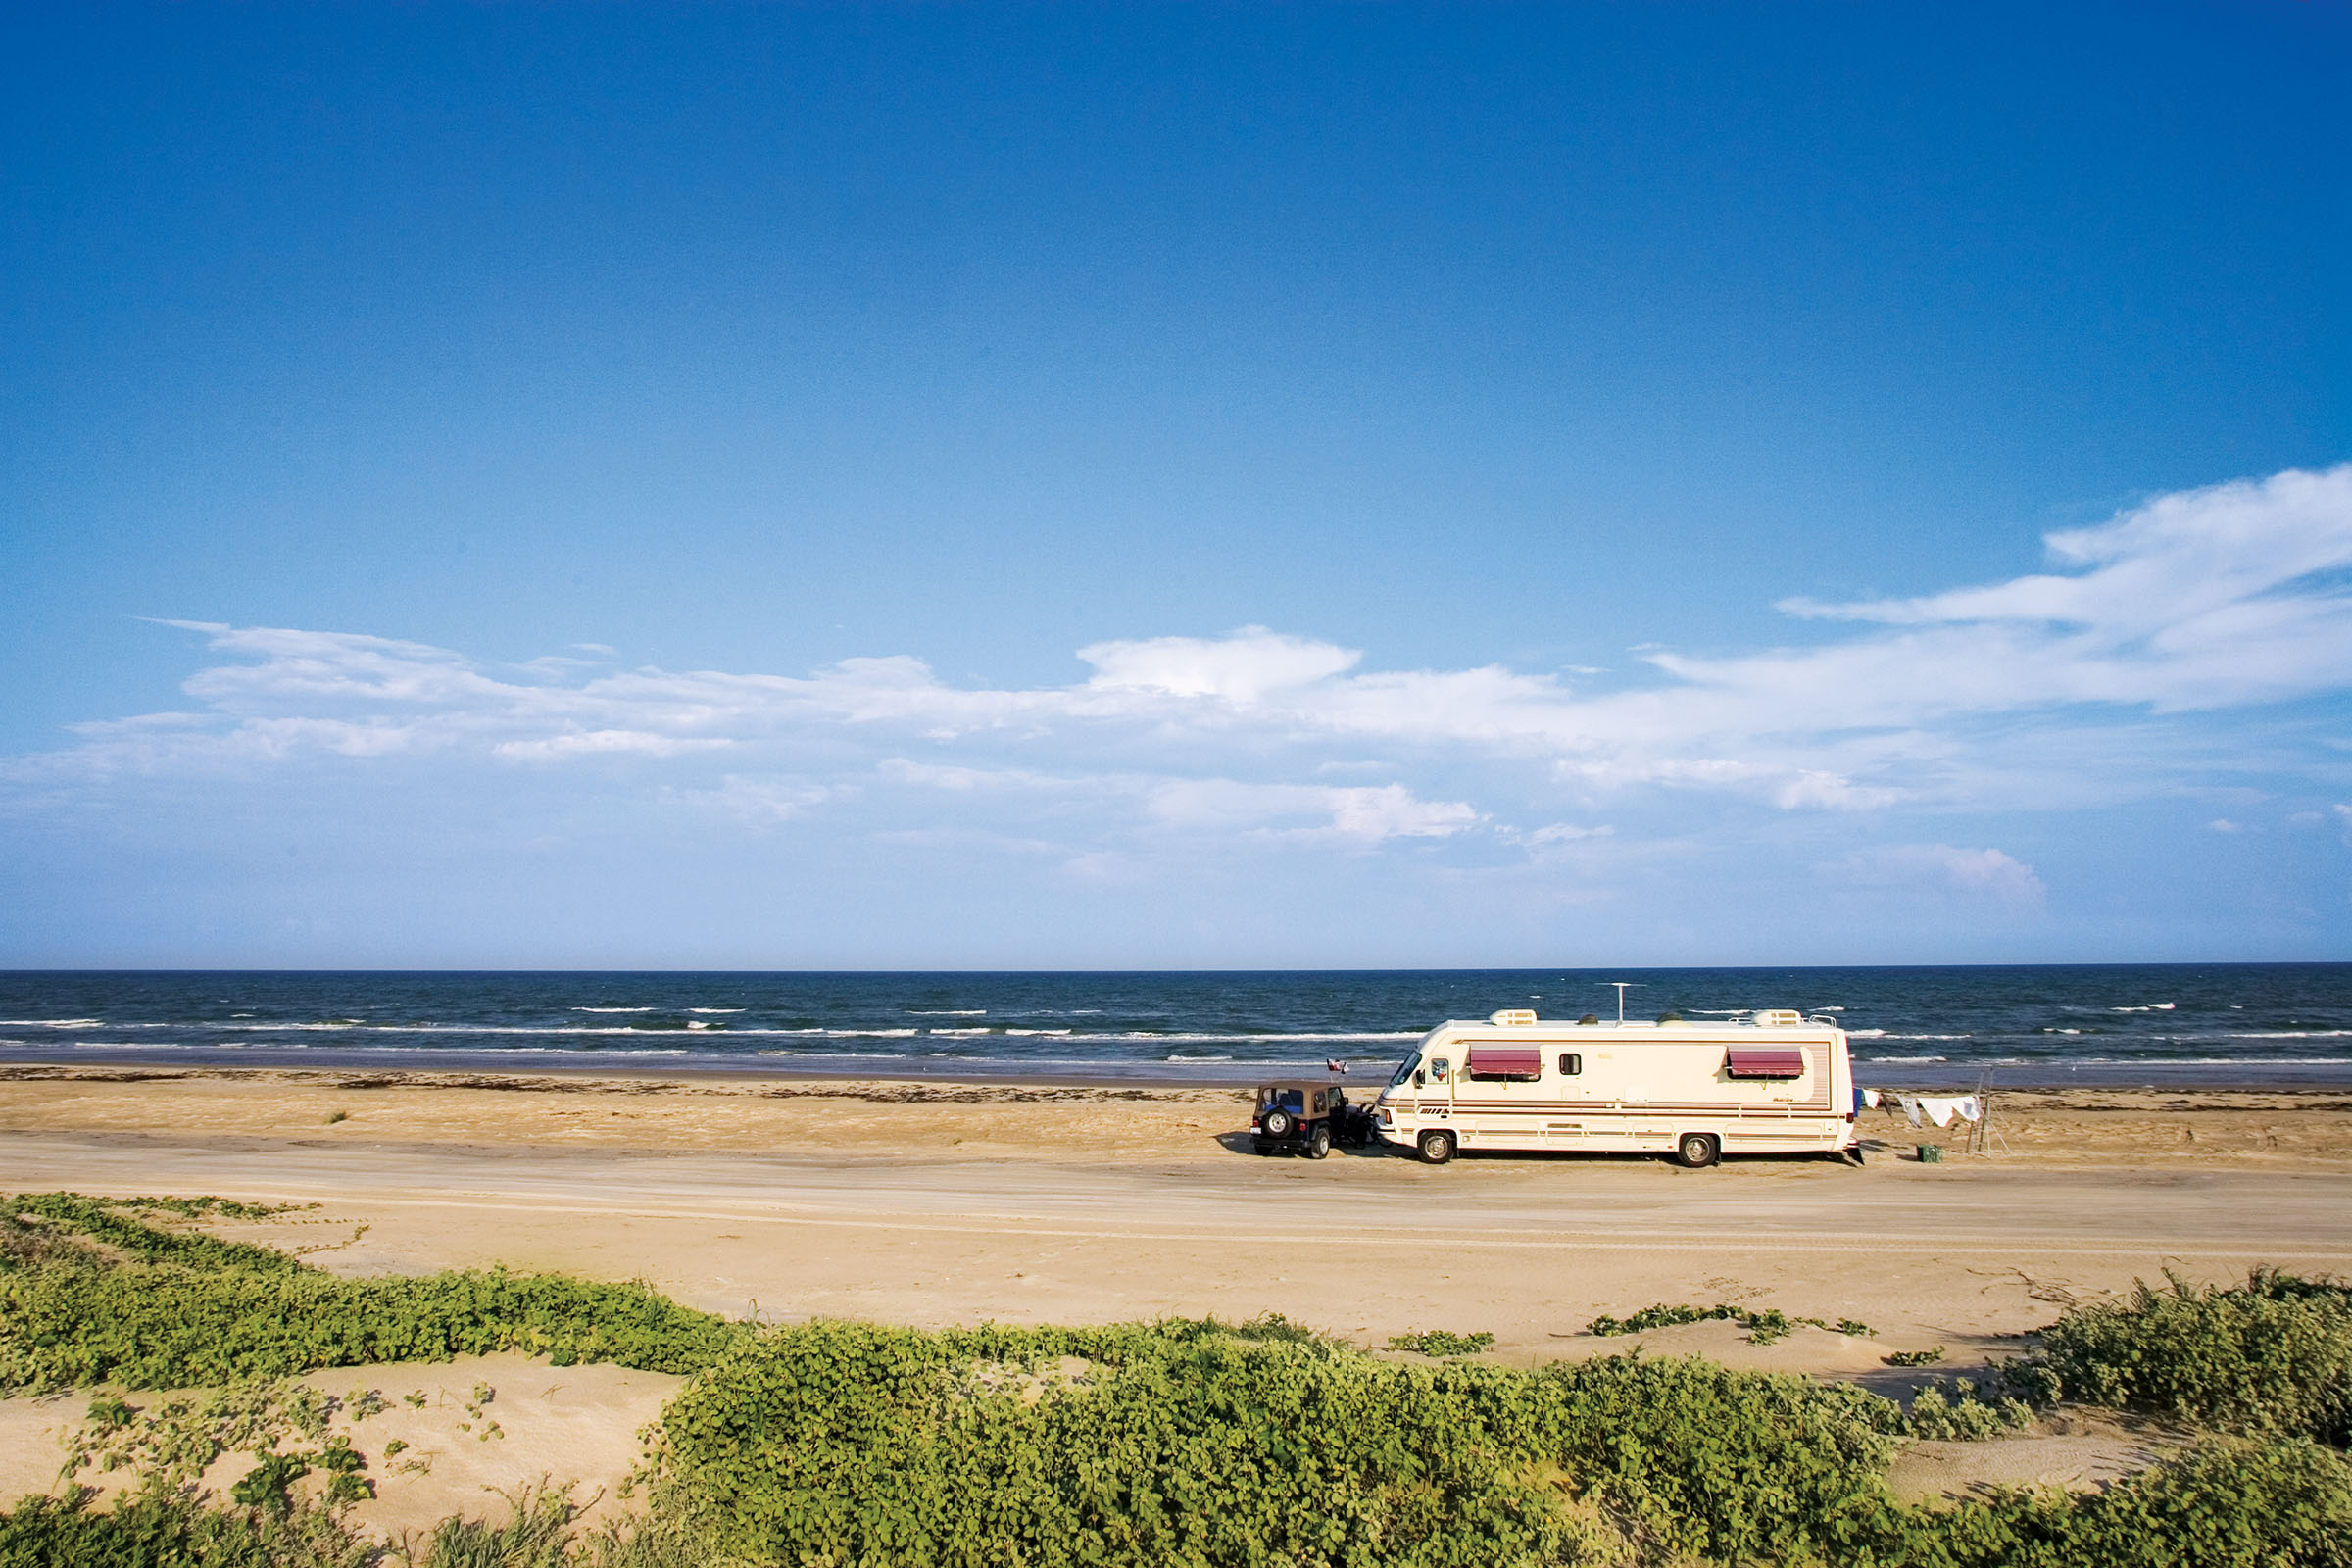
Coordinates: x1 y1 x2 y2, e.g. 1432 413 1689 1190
2 965 2350 1088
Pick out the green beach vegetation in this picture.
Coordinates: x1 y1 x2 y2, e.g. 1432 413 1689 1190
8 1194 2352 1565
1384 1329 1496 1357
1586 1301 1876 1347
0 1192 738 1390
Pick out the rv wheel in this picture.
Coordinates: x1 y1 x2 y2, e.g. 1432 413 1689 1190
1307 1125 1332 1160
1416 1129 1455 1165
1261 1109 1293 1139
1675 1133 1721 1169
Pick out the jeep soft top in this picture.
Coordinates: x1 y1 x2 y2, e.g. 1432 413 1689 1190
1250 1080 1373 1157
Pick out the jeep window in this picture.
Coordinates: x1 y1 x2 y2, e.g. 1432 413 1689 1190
1558 1053 1583 1076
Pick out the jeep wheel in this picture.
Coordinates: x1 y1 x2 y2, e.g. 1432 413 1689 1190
1261 1109 1292 1139
1307 1125 1332 1160
1675 1132 1721 1169
1416 1129 1455 1165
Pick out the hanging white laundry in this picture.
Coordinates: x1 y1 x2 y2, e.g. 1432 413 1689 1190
1899 1095 1924 1128
1954 1095 1982 1123
1862 1088 1882 1109
1918 1095 1980 1128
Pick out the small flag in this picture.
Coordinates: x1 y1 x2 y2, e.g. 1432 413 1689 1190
1326 1058 1348 1074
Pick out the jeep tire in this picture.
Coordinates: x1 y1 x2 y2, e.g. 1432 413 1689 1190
1307 1125 1332 1160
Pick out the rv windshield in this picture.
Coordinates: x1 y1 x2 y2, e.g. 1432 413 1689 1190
1389 1055 1419 1088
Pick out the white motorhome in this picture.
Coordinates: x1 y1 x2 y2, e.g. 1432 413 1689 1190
1373 1008 1858 1167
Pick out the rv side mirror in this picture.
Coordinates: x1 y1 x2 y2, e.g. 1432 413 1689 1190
1412 1070 1425 1089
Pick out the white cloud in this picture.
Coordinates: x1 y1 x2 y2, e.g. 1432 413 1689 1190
873 758 1479 845
2210 818 2243 834
1522 823 1613 844
1825 844 2047 908
1785 467 2352 635
674 776 834 823
1321 786 1483 842
1078 626 1359 701
1144 779 1479 843
496 729 733 760
1773 770 1905 811
1768 465 2352 713
10 465 2352 863
877 759 1079 793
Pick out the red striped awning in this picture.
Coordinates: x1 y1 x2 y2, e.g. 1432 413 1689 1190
1465 1047 1544 1080
1725 1047 1806 1080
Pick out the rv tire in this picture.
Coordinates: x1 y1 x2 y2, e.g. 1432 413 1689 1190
1675 1132 1721 1169
1416 1129 1455 1165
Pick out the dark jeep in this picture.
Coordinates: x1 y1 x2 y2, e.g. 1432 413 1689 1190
1250 1081 1375 1157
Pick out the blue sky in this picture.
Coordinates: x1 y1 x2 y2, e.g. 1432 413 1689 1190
3 2 2348 968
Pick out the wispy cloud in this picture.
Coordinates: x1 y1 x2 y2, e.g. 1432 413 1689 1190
497 730 732 760
877 759 1481 846
1142 779 1481 843
1769 465 2352 714
674 775 835 824
8 466 2349 885
1821 844 2048 908
1517 823 1613 845
1077 627 1360 701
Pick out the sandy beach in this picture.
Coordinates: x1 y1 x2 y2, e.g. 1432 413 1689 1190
8 1062 2352 1522
8 1064 2352 1346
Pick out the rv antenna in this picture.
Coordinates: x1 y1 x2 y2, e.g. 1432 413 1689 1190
1604 982 1642 1023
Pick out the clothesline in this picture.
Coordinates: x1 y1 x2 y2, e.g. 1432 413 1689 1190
1860 1088 1982 1129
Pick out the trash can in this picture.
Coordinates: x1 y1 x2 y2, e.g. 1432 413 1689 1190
1916 1144 1943 1163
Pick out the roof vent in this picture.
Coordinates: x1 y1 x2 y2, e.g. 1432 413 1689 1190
1489 1008 1538 1027
1752 1008 1804 1027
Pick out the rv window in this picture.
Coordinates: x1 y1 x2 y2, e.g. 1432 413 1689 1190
1558 1053 1582 1076
1429 1057 1450 1083
1466 1046 1543 1081
1389 1056 1418 1088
